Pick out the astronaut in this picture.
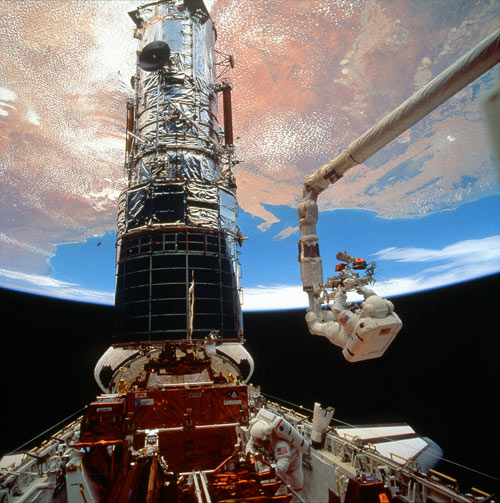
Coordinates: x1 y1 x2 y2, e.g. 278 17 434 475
306 284 396 349
246 415 306 502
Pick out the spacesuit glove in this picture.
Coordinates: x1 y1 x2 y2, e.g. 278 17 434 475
275 458 289 476
273 464 285 477
342 277 356 291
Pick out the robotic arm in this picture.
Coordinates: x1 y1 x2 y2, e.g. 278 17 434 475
298 29 500 361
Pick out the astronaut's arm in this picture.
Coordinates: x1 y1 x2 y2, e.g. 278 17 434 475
332 289 347 317
245 436 257 456
274 441 291 475
357 285 375 299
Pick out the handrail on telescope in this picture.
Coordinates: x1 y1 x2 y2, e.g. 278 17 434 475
298 28 500 313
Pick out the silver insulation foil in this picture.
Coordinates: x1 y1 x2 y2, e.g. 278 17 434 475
117 182 237 237
121 0 238 238
135 151 220 184
131 1 221 186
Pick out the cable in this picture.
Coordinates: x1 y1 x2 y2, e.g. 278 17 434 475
260 391 500 484
5 406 87 457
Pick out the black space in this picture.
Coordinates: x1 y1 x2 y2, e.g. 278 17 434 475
1 274 499 494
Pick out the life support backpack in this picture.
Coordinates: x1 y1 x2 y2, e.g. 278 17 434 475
251 408 310 455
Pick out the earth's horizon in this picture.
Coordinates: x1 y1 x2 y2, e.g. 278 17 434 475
0 0 499 308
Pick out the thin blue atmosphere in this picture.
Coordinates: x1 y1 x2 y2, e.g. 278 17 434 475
50 231 116 295
238 193 500 288
47 193 500 304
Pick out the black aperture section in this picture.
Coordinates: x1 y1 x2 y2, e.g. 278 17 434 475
152 184 185 224
114 230 240 342
126 184 186 231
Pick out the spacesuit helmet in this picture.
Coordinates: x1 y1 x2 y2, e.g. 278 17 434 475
360 295 390 319
249 420 272 444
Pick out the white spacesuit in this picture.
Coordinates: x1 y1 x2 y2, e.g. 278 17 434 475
246 411 308 502
306 285 402 362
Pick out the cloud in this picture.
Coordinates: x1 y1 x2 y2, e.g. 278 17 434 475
242 235 500 310
370 235 500 297
204 0 216 11
0 86 17 117
0 232 53 258
2 234 498 312
27 109 40 126
0 87 16 102
373 235 500 284
242 284 307 311
273 226 299 240
0 268 114 305
374 235 500 264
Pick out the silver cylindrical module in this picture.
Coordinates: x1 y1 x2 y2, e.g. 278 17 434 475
132 0 220 182
115 0 242 343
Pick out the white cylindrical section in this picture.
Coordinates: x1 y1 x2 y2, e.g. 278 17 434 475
130 0 221 184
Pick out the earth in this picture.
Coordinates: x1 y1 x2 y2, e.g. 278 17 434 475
0 0 499 309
